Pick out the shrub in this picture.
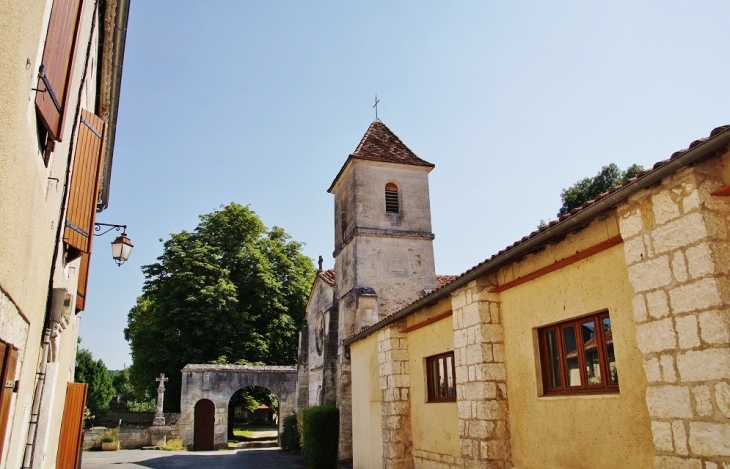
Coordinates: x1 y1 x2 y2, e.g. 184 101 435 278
100 427 119 443
302 404 339 469
160 438 185 451
296 412 305 453
280 414 300 452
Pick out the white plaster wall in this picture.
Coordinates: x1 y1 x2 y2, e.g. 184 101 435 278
0 0 101 466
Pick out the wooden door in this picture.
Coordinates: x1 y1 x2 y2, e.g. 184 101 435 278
56 383 87 469
194 399 215 451
0 343 18 465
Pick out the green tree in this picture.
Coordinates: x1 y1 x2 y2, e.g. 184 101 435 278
108 369 155 412
74 348 115 418
125 203 316 411
558 163 644 217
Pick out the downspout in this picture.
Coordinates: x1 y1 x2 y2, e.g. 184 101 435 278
342 127 730 346
21 2 99 467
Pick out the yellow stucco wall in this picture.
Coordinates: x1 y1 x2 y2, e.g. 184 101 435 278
351 334 383 469
406 299 460 459
499 216 653 469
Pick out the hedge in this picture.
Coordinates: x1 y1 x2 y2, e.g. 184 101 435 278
302 404 339 469
280 413 300 451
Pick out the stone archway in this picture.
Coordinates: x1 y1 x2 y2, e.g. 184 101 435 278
178 365 297 449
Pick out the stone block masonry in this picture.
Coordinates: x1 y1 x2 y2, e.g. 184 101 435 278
378 322 414 469
619 157 730 469
451 276 511 469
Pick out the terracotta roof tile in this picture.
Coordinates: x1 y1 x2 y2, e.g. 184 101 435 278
436 275 458 289
318 269 335 286
352 120 434 168
329 120 433 192
344 124 730 344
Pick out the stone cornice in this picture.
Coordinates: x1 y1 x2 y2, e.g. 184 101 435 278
333 227 435 257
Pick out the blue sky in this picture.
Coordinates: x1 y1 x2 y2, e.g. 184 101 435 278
81 1 730 370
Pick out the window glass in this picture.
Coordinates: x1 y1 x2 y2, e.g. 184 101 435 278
603 317 618 384
446 355 454 397
581 320 601 385
563 326 581 387
546 330 561 388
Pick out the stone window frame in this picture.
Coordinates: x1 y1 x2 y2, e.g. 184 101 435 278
537 311 619 395
425 351 456 402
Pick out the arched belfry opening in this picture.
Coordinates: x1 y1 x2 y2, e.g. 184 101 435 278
385 182 399 213
179 365 297 450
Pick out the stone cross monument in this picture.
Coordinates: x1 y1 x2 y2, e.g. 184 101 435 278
153 373 168 426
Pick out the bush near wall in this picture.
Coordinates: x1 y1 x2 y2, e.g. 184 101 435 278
302 404 339 469
280 414 300 452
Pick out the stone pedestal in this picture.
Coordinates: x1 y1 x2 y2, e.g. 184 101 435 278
148 426 172 447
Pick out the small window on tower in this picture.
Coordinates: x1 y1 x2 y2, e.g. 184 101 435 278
385 183 399 213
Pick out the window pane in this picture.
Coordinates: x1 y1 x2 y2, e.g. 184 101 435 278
581 320 602 385
563 326 581 386
546 330 561 388
430 359 438 398
603 317 618 384
438 358 446 397
446 355 454 397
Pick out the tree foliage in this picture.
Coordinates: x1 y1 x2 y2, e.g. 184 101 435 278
558 163 644 217
125 203 316 411
74 348 115 418
108 368 156 412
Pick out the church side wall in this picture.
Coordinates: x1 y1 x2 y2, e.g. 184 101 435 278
351 334 383 469
500 226 653 469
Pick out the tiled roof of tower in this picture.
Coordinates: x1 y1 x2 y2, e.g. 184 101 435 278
328 119 434 192
436 275 458 288
343 124 730 346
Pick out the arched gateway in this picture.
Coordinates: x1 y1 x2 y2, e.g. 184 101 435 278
179 364 297 450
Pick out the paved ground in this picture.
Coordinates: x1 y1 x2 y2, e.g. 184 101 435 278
81 447 307 469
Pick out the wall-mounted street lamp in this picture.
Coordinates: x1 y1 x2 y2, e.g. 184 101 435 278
94 223 134 266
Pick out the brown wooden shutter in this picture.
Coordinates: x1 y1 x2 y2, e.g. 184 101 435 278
76 252 90 312
35 0 84 142
0 343 19 464
56 383 87 469
64 110 106 260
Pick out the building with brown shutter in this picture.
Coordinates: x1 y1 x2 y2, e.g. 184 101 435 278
0 1 130 468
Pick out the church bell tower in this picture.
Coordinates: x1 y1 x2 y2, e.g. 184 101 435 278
328 118 437 337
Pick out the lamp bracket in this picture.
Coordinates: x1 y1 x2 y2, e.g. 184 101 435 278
94 223 127 237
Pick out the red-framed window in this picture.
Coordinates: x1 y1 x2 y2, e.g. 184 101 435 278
538 311 618 395
426 352 456 402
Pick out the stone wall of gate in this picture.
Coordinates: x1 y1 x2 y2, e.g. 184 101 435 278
178 365 297 449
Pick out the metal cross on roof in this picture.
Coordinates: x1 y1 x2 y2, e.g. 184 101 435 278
373 94 380 119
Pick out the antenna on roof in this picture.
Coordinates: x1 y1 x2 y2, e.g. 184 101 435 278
373 94 380 120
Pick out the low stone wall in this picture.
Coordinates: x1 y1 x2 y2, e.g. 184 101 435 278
83 416 180 450
92 412 180 428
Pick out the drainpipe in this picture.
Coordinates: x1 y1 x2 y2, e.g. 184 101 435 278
20 329 51 469
20 2 99 467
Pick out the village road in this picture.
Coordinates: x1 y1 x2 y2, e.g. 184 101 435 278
81 447 307 468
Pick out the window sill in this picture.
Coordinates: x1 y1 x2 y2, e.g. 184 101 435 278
538 391 620 400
